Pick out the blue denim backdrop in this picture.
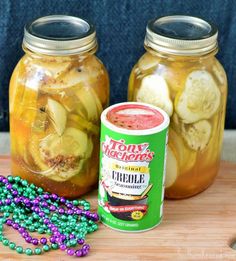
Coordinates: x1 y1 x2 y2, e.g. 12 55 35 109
0 0 235 131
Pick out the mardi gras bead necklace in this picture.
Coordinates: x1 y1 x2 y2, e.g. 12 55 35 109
0 175 99 257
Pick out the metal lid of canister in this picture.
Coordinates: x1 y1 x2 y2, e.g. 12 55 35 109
23 15 97 56
101 102 170 136
144 15 218 56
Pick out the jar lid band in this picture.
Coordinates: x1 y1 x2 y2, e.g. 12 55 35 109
144 15 218 56
23 15 97 56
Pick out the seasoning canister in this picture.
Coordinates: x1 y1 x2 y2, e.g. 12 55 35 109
98 102 169 232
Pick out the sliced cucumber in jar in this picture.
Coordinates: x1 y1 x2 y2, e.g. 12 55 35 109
29 133 53 173
47 159 85 182
29 127 89 181
175 70 221 123
165 145 178 188
68 114 99 136
41 67 87 90
47 160 85 182
198 117 219 168
181 120 212 151
85 137 94 159
42 61 100 90
75 87 100 122
32 109 48 132
212 61 226 86
18 87 38 124
10 60 26 113
136 74 173 116
91 88 103 115
137 53 159 72
47 98 67 136
168 128 197 174
61 127 88 156
29 60 72 80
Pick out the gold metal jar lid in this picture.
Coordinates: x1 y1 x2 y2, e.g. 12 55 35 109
23 15 97 56
144 15 218 56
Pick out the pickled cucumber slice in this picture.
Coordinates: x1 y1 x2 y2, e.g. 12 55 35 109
23 150 34 166
42 66 96 90
175 70 221 123
46 160 85 182
9 60 26 113
25 66 45 91
165 145 178 188
29 60 72 80
172 113 180 126
91 88 103 115
181 120 212 151
68 114 99 136
47 98 67 136
41 127 87 157
85 137 93 158
163 66 186 94
49 87 88 117
62 128 87 156
60 92 88 116
169 128 196 174
136 75 173 116
39 135 93 180
18 87 38 124
28 59 72 79
198 117 219 168
29 133 54 173
75 87 99 121
138 53 159 72
32 109 48 132
212 61 226 85
76 107 88 119
40 56 103 92
29 127 88 180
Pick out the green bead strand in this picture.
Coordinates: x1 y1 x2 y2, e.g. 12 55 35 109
25 248 33 256
16 246 24 254
51 243 59 250
9 242 16 250
0 175 99 258
43 244 50 252
34 248 42 255
2 238 9 246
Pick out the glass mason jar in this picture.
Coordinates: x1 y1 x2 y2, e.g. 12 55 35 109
9 15 109 198
128 16 227 199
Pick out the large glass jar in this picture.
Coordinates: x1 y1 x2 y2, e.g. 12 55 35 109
128 16 227 199
9 15 109 198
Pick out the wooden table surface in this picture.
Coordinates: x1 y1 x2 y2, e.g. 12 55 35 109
0 156 236 261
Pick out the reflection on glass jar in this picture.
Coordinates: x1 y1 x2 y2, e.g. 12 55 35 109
9 15 109 198
128 16 227 199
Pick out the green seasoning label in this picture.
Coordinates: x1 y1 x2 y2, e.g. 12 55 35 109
98 122 168 232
